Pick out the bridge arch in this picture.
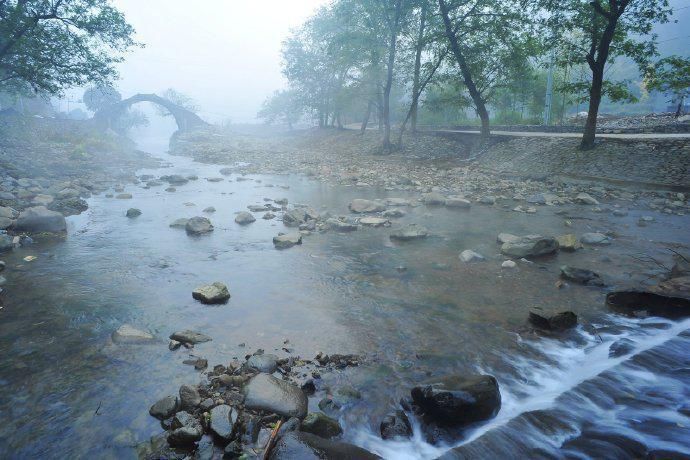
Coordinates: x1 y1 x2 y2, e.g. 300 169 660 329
92 93 207 133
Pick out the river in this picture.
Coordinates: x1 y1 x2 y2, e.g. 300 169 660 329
0 134 688 459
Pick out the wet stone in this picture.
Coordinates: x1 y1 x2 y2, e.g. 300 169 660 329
380 410 412 440
243 373 308 419
246 353 278 373
300 412 343 439
149 395 179 420
192 282 231 304
209 404 237 440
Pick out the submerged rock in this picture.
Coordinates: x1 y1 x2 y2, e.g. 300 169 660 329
112 324 155 344
411 374 501 427
575 192 599 205
500 236 558 258
560 266 605 286
445 196 471 208
528 309 578 330
269 432 380 460
390 224 428 241
126 208 141 218
349 199 385 213
359 217 389 227
380 410 412 440
300 412 343 439
460 250 484 263
169 218 189 228
326 218 358 232
169 330 212 344
185 216 214 235
273 233 302 249
581 232 611 245
13 206 66 233
235 211 256 225
243 373 308 419
192 282 231 304
422 192 446 205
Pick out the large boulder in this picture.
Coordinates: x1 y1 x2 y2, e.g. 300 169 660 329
349 199 385 213
13 206 66 233
235 211 256 225
500 235 558 258
0 235 14 252
411 375 501 427
606 276 690 318
282 208 308 226
528 309 578 330
192 282 230 304
243 373 308 419
185 216 213 235
269 432 380 460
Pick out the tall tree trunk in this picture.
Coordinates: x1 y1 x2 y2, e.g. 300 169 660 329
377 90 384 132
676 95 684 117
410 2 427 133
581 63 604 149
438 0 490 140
382 0 403 153
361 100 373 134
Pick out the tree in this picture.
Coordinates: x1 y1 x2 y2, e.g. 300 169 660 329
156 88 199 117
0 0 138 95
83 85 121 112
257 90 302 128
438 0 535 140
541 0 673 149
645 55 690 117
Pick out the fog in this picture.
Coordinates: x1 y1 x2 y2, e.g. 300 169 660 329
107 0 326 124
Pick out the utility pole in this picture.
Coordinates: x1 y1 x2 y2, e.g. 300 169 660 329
543 50 554 126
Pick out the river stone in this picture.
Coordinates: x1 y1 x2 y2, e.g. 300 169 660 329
0 235 13 252
326 218 358 232
179 384 201 410
0 206 18 219
192 282 230 304
390 224 428 241
115 193 132 199
273 233 302 249
169 330 212 344
560 266 605 286
246 354 278 373
112 324 155 344
160 174 189 185
671 252 690 278
501 236 558 258
13 206 66 233
126 208 141 218
411 374 501 426
382 209 406 218
445 196 471 208
386 198 411 206
606 276 690 317
243 373 308 419
185 216 213 235
167 426 202 447
269 432 380 460
248 204 269 212
575 192 599 205
359 217 389 227
529 309 578 330
497 233 522 244
380 410 412 440
422 192 446 205
349 199 385 213
557 234 582 252
300 412 343 439
0 217 12 230
32 194 54 206
149 395 179 419
460 250 484 263
203 206 216 213
169 218 189 228
209 404 237 440
282 208 307 226
581 232 611 245
235 211 256 225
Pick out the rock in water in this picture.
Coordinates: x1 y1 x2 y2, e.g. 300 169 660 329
528 309 578 330
300 412 343 439
269 432 380 460
282 208 308 226
496 233 522 244
606 276 690 318
500 235 558 258
126 208 141 218
556 234 582 252
209 404 237 440
149 395 179 419
560 266 605 286
459 250 484 263
445 196 471 208
185 216 214 235
390 224 428 241
574 192 599 205
246 354 278 373
169 218 189 228
422 192 446 205
169 330 212 344
234 211 256 225
348 199 385 213
380 411 412 440
273 233 302 249
411 375 501 426
112 324 155 344
359 217 389 227
179 384 201 410
192 282 231 304
243 373 308 419
13 206 66 233
580 232 611 245
167 426 202 447
0 235 14 252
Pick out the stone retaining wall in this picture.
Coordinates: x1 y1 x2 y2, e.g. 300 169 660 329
476 137 690 189
422 123 690 134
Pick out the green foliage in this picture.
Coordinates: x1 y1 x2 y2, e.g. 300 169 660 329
0 0 139 95
644 55 690 107
83 85 122 112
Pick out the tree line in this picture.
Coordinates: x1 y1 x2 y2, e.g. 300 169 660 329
260 0 688 151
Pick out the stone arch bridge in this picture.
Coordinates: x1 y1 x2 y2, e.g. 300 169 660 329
92 93 207 132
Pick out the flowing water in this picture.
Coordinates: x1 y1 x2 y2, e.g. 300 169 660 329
0 135 689 459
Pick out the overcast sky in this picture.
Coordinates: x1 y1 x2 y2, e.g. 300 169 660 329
108 0 326 124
